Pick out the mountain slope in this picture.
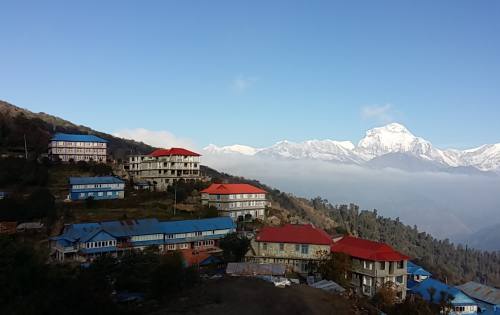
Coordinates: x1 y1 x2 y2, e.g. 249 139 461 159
204 123 500 173
0 100 155 159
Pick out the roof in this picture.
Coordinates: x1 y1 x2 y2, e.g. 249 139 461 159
53 217 235 244
407 261 432 277
330 236 409 261
411 278 477 306
226 262 286 276
69 176 125 185
457 281 500 305
158 217 235 234
149 148 200 157
201 183 267 195
310 280 346 293
255 224 333 245
180 250 222 267
51 133 107 143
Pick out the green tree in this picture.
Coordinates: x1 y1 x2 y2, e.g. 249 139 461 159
219 233 250 262
318 252 351 287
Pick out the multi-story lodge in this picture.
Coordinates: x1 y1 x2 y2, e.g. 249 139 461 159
127 148 201 191
49 133 107 162
68 176 125 201
201 183 268 221
50 217 235 262
245 224 333 274
331 236 409 301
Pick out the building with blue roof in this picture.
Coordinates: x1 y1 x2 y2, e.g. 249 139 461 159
49 133 108 162
410 278 478 315
68 176 125 201
407 261 432 289
457 282 500 315
50 217 236 262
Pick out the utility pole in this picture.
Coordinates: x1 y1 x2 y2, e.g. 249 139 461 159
23 134 28 159
173 183 177 217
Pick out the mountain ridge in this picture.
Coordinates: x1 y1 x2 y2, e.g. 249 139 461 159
204 123 500 173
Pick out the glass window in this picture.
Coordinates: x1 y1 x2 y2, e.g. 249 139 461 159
263 243 267 250
279 243 284 251
295 244 300 252
301 244 309 255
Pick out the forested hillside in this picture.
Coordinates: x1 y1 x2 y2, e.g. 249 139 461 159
0 100 155 159
203 166 500 288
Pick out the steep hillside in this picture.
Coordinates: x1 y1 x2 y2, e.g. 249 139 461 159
0 100 155 159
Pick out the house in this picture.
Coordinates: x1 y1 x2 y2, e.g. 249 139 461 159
127 148 201 191
133 180 152 190
201 183 268 221
407 261 432 289
245 224 332 274
331 236 409 300
410 278 478 315
457 281 500 315
50 217 235 262
180 249 224 270
48 133 107 162
0 191 7 200
68 176 125 201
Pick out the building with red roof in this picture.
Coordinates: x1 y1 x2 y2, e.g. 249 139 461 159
245 224 333 274
126 147 201 191
331 236 409 300
201 184 268 221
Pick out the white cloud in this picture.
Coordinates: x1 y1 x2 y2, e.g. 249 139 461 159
232 75 258 92
361 104 394 124
113 128 196 149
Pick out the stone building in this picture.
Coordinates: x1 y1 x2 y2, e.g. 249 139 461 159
245 224 332 274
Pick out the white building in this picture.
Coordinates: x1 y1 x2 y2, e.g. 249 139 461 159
48 133 107 163
127 148 201 191
201 183 268 221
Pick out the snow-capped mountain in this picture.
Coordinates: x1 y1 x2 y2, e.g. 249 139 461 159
203 123 500 172
204 144 260 156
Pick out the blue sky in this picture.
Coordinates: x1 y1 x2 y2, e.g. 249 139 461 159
1 0 499 149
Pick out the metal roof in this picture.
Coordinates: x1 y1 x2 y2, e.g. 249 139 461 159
158 217 235 234
201 183 267 195
331 236 410 261
411 278 477 306
407 261 432 277
256 224 333 245
69 176 125 185
51 133 108 143
458 281 500 306
226 262 286 276
53 217 235 244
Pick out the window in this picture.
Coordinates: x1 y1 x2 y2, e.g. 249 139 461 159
295 244 300 252
107 192 113 196
301 244 309 255
98 192 103 196
363 261 373 270
279 243 284 251
263 243 268 250
379 262 386 270
397 260 404 269
396 276 403 284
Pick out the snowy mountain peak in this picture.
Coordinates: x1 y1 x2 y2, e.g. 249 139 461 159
204 123 500 172
203 144 259 156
